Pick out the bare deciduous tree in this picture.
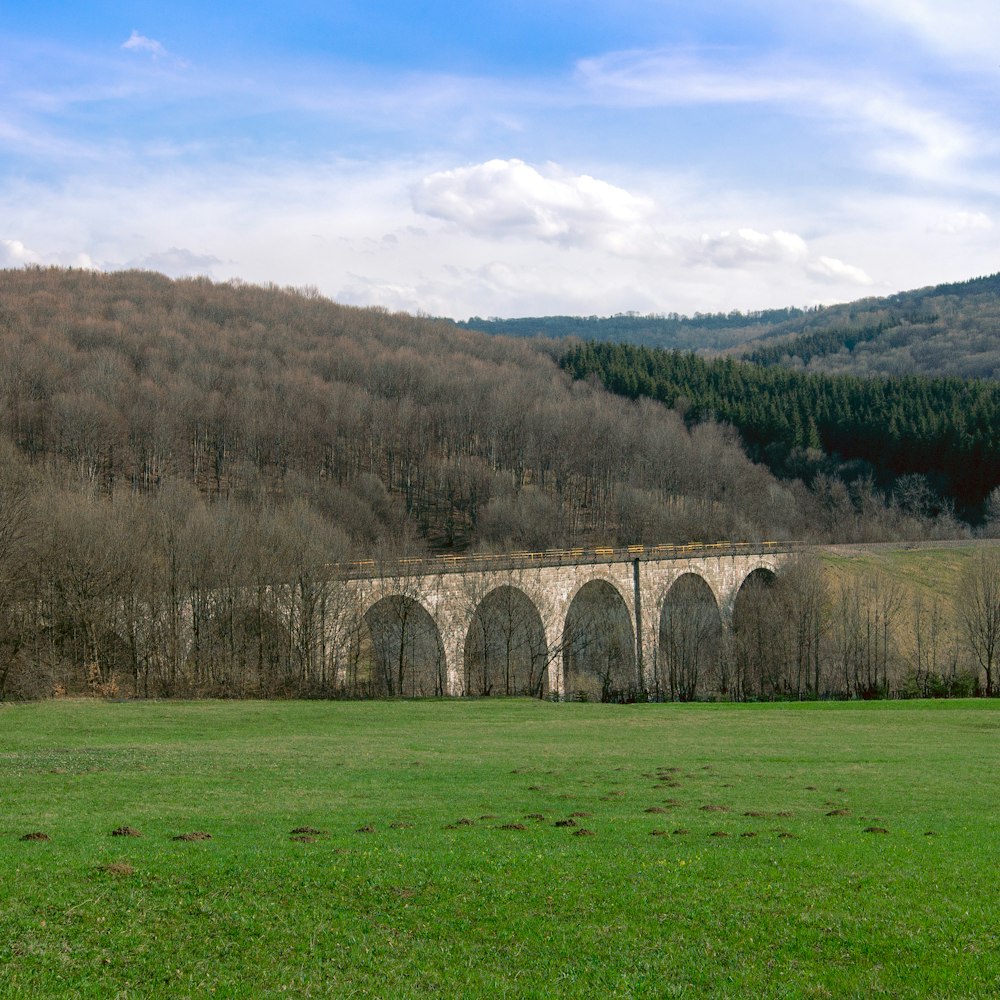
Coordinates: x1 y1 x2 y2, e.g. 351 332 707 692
958 550 1000 697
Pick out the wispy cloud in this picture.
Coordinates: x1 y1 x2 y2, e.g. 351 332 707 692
933 211 993 234
832 0 1000 70
576 47 983 185
125 247 224 275
122 31 168 59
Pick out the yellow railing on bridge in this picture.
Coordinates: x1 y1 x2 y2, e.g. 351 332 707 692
342 540 791 577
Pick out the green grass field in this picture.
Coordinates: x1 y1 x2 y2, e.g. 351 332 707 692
2 699 999 998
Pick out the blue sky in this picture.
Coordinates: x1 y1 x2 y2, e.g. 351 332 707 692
2 1 998 318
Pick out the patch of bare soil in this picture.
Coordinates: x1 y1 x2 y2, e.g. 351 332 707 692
20 831 49 842
700 805 729 813
111 825 142 837
743 811 768 818
355 824 376 834
291 835 317 843
650 829 668 836
498 823 527 831
479 814 498 820
740 832 757 838
863 826 889 834
645 806 671 814
658 779 681 788
835 787 848 793
569 811 592 818
98 861 134 876
527 785 542 791
554 819 577 828
804 785 817 791
825 809 850 817
672 828 689 835
454 818 475 826
777 832 796 839
924 830 937 836
290 826 324 836
524 813 546 821
776 811 794 818
709 830 729 838
173 831 212 842
573 828 595 837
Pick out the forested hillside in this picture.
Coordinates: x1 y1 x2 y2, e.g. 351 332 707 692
562 342 1000 522
0 267 810 555
461 273 1000 379
456 306 810 352
0 267 991 701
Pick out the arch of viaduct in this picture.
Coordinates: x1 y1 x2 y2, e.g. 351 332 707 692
344 544 791 697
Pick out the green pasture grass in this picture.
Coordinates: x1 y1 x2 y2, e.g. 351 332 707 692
819 541 983 598
2 699 999 998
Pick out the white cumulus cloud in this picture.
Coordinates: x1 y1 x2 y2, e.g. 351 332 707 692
806 255 873 286
695 228 808 268
0 239 41 266
412 159 659 254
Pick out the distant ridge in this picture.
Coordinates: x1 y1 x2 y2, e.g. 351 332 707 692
458 272 1000 380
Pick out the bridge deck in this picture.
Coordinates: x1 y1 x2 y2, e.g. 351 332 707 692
340 540 801 579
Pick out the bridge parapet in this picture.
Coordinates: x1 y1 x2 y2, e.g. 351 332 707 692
340 540 800 580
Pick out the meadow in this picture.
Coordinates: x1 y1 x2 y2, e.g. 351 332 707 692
2 698 999 998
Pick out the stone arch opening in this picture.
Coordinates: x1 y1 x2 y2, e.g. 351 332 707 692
732 567 779 701
658 573 722 702
352 596 445 697
562 579 637 702
464 586 549 698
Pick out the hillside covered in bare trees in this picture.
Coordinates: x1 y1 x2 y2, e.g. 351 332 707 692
0 266 813 551
0 267 983 700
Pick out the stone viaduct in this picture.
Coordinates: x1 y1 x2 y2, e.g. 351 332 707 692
341 542 794 698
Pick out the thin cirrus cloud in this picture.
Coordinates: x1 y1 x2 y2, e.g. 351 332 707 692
934 211 993 234
122 31 168 58
575 48 980 185
831 0 1000 69
121 30 189 69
